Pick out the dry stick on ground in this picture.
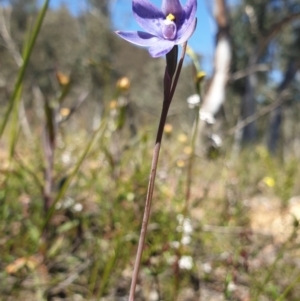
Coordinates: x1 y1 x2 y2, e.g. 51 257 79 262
48 260 91 296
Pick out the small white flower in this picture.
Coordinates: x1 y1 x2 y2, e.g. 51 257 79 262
227 281 237 292
158 170 168 180
181 235 191 245
183 218 193 234
55 202 62 210
170 241 180 249
199 110 215 124
73 203 83 212
126 192 135 202
187 94 201 109
176 216 193 233
149 290 159 301
176 225 183 232
61 151 71 164
179 255 193 270
177 214 184 223
167 255 177 265
210 134 222 147
202 262 212 273
63 197 74 208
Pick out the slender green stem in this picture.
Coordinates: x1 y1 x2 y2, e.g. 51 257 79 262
170 43 187 100
184 104 200 212
173 108 200 299
252 227 297 300
9 84 23 158
0 0 50 138
173 66 203 299
96 235 122 299
129 42 187 301
275 273 300 301
41 112 108 234
128 102 169 301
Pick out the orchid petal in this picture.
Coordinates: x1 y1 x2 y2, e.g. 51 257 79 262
176 0 197 38
148 39 175 57
133 0 165 37
183 0 197 21
115 0 197 58
161 0 183 18
176 17 197 44
115 31 160 46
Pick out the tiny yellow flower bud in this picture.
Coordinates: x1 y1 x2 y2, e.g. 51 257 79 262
164 123 173 134
109 100 118 109
116 77 130 91
56 71 70 86
183 146 192 155
176 159 185 168
60 107 70 117
196 71 206 83
263 176 275 188
177 134 188 144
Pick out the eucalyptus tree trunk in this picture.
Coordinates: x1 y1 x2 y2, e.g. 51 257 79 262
267 60 298 154
238 9 300 146
241 54 257 142
198 0 231 148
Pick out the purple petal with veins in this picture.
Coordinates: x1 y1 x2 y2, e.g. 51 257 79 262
115 0 197 58
148 39 175 57
176 0 197 38
183 0 197 20
161 0 183 18
176 18 197 44
116 31 160 46
133 0 165 37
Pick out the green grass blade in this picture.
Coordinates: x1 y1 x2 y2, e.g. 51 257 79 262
8 84 22 158
41 112 109 233
0 0 50 138
275 273 300 301
96 236 122 299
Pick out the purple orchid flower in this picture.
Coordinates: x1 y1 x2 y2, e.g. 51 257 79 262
115 0 197 58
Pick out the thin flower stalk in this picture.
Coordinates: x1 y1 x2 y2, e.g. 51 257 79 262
115 1 197 299
173 68 204 298
129 43 187 301
184 70 205 214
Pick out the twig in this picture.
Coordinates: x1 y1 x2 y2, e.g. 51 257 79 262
48 260 91 295
227 91 289 136
58 91 90 124
229 64 271 82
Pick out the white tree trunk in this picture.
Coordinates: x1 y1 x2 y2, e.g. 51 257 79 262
197 0 231 150
200 35 231 120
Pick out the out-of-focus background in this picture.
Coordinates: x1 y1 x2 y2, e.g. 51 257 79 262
1 0 300 300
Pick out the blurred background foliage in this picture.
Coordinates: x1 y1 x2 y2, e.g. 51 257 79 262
0 0 300 300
